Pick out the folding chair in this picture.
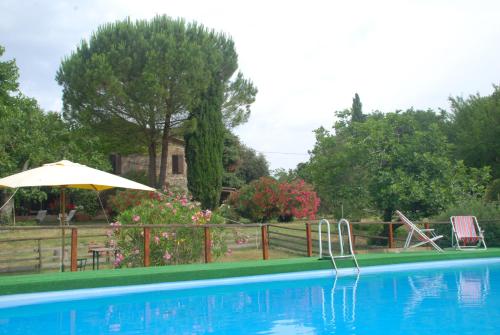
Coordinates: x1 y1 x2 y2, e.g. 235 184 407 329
450 216 487 250
396 210 444 252
35 210 47 224
58 209 76 225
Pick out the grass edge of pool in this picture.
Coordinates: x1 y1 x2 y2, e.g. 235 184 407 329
1 248 500 296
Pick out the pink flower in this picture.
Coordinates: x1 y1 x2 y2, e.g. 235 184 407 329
204 210 212 222
110 221 121 233
154 236 160 245
132 215 140 222
163 251 172 261
180 197 188 206
166 202 173 209
162 232 170 239
113 253 124 267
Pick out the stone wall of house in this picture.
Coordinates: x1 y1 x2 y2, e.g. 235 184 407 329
119 140 187 191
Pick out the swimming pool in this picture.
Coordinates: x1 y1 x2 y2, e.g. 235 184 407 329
0 259 499 334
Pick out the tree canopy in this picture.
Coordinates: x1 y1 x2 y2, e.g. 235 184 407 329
304 107 490 221
57 16 256 189
222 131 270 188
448 86 500 179
0 46 109 208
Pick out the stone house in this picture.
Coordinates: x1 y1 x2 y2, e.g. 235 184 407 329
110 137 188 190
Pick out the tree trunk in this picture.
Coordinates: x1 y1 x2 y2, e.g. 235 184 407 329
158 115 171 190
148 142 157 188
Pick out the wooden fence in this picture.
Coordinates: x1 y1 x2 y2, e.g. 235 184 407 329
0 218 499 274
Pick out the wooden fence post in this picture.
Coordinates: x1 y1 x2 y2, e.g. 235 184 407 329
424 221 430 230
388 223 394 248
37 239 42 272
306 222 312 257
144 227 150 267
261 225 269 260
70 228 78 272
204 226 212 263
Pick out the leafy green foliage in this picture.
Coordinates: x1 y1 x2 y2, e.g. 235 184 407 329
486 179 500 202
236 147 270 184
70 190 101 217
448 86 500 178
222 72 258 129
108 194 226 267
306 108 491 221
185 31 241 209
0 45 109 207
222 131 270 188
58 16 256 188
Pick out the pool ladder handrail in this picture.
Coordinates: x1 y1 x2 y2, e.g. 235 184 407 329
318 218 360 275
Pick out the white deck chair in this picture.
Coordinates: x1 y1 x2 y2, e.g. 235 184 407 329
450 216 486 250
59 209 76 225
35 210 47 224
396 210 444 252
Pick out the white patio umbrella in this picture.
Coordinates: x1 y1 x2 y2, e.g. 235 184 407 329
0 160 155 191
0 160 156 270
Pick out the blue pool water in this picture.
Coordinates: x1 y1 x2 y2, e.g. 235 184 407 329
0 261 499 334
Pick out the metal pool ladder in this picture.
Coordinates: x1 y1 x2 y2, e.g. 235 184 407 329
318 218 360 275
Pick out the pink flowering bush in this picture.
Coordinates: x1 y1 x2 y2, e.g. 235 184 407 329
107 189 162 215
107 192 226 268
229 177 321 222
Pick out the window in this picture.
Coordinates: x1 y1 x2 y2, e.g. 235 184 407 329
172 155 184 175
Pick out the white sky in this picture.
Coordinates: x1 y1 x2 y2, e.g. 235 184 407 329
1 0 500 171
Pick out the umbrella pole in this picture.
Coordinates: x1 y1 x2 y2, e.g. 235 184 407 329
60 188 66 272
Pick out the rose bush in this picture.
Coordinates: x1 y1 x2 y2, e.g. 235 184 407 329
107 192 227 267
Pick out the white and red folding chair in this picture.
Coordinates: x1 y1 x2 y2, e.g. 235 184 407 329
396 210 444 252
450 216 487 250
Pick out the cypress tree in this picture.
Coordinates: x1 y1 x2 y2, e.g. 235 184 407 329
185 33 238 209
185 85 225 209
351 93 364 122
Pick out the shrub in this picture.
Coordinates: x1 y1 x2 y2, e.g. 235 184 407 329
276 179 321 221
229 177 320 222
485 179 500 202
71 190 101 217
228 177 279 222
107 193 227 267
107 189 160 215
